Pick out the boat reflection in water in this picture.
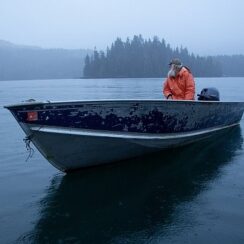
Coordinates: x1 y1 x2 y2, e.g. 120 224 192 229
18 126 243 243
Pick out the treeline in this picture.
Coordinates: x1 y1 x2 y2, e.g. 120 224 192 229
83 35 222 78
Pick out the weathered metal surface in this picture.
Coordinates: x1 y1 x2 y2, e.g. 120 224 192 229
7 100 244 133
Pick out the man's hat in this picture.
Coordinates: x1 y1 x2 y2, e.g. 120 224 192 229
169 58 182 66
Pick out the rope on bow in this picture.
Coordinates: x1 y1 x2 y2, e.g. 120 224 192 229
23 135 35 162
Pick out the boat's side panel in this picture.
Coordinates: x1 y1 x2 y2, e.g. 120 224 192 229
28 123 238 171
8 101 244 134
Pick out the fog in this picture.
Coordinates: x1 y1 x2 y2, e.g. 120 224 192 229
0 0 244 55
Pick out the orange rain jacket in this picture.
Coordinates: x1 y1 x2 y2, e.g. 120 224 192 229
163 67 195 100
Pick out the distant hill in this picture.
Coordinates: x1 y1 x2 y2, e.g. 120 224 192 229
213 55 244 77
0 40 92 81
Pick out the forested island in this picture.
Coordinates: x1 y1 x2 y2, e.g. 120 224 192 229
1 37 244 81
83 35 244 78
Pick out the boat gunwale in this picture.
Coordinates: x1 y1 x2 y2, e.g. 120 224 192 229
4 99 244 109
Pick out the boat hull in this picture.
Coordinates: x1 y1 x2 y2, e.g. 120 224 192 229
21 122 240 172
5 100 244 172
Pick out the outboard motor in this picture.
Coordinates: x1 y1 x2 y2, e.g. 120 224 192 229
197 87 220 101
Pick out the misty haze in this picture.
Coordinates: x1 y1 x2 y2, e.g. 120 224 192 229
1 0 244 81
1 1 244 244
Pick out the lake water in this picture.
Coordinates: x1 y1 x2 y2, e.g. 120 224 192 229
0 77 244 243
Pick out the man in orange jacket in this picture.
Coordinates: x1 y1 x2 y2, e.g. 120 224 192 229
163 58 195 100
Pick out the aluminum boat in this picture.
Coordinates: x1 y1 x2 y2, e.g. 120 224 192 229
4 99 244 172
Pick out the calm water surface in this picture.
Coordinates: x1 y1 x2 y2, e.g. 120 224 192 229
0 78 244 243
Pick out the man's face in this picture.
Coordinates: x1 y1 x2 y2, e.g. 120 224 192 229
168 64 177 78
168 64 181 78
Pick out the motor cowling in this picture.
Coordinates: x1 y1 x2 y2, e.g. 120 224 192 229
197 87 220 101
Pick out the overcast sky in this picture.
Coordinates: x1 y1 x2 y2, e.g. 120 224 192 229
0 0 244 55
